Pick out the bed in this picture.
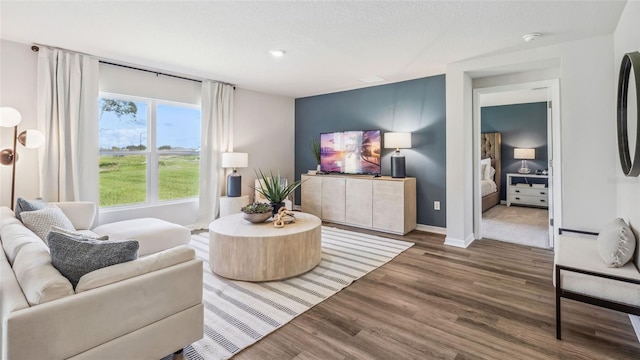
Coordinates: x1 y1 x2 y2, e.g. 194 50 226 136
480 132 501 212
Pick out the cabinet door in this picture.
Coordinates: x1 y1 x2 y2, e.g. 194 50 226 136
301 175 322 218
372 181 404 234
321 177 346 223
345 178 373 228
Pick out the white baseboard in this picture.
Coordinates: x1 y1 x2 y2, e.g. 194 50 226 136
630 315 640 343
415 224 446 235
444 234 475 248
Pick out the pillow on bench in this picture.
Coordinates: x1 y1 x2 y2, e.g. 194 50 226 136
596 218 637 268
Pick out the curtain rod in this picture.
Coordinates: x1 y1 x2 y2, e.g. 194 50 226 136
31 45 235 88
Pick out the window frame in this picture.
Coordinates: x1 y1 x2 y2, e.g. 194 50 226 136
99 92 201 208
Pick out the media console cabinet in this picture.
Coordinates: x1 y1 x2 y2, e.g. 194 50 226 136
300 174 416 235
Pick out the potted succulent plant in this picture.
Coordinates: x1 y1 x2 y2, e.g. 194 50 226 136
253 169 302 215
240 202 272 223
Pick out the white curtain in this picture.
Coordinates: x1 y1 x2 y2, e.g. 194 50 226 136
194 81 234 228
37 48 99 204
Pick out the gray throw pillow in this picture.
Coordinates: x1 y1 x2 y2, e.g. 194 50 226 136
597 218 637 268
15 197 47 222
20 204 75 244
47 231 139 288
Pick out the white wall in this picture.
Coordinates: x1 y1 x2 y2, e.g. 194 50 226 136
232 88 295 200
0 39 295 226
615 3 640 228
0 40 40 207
447 35 617 245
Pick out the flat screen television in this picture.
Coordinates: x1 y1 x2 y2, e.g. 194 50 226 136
320 130 381 174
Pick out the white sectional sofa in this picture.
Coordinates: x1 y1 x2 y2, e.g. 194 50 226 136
0 203 204 359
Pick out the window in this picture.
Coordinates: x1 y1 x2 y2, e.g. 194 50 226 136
99 94 201 207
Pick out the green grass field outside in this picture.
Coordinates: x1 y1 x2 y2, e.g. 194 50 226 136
99 154 199 207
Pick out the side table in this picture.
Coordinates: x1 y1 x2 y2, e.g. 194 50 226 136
219 195 250 217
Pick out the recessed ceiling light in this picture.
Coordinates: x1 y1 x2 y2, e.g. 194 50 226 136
522 33 541 42
269 49 286 57
359 75 385 84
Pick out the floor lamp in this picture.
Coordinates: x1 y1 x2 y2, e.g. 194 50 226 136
0 107 45 210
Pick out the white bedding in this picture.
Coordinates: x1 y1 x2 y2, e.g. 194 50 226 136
481 179 497 197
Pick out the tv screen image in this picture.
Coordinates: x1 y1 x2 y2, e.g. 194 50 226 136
320 130 381 174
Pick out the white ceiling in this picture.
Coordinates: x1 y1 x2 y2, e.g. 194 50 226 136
0 1 627 98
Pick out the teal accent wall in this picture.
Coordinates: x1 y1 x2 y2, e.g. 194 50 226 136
481 102 548 200
295 75 446 228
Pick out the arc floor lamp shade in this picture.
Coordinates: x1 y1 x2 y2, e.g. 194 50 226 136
384 132 412 178
222 152 248 197
0 107 45 209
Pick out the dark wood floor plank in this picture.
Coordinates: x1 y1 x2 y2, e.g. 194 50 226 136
233 225 640 359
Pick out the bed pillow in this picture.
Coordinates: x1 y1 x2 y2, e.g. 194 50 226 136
47 231 139 288
488 166 496 181
480 158 492 179
15 197 47 222
20 204 76 244
480 164 487 180
597 218 637 268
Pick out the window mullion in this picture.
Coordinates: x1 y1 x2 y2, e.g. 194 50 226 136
148 101 158 202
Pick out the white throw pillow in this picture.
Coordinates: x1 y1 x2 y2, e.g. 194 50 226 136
597 218 637 268
480 158 492 180
480 164 487 180
20 204 76 245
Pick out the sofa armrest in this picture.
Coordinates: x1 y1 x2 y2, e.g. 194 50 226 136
53 202 97 230
4 258 203 360
75 246 195 293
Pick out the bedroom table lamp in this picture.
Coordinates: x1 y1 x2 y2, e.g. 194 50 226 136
0 107 45 210
384 132 412 178
221 152 248 197
514 148 535 174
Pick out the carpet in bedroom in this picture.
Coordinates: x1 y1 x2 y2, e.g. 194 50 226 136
482 204 549 248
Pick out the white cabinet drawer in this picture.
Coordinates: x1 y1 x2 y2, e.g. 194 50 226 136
508 187 548 197
510 194 548 206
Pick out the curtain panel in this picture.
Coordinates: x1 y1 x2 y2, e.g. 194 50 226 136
194 81 234 229
37 48 99 203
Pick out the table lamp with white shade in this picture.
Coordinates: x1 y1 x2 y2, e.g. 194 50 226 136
0 107 45 209
514 148 535 174
384 132 412 178
221 152 248 197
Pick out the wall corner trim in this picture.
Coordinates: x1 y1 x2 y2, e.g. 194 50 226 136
416 224 446 235
444 234 475 248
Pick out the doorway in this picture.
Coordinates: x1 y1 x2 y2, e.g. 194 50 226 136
473 80 561 249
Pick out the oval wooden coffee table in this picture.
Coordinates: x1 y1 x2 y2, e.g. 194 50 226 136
209 212 322 281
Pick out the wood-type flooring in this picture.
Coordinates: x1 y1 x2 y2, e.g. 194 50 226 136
199 225 640 359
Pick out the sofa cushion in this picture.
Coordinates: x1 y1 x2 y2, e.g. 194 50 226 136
48 231 139 288
76 246 195 293
20 204 75 244
555 235 640 307
1 223 44 265
597 218 637 267
14 197 47 222
12 241 74 305
93 218 190 256
1 206 22 228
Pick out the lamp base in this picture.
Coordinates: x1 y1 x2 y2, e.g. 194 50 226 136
227 172 241 197
517 168 531 174
391 153 406 178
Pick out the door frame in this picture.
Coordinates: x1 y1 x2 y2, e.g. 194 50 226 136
472 79 561 248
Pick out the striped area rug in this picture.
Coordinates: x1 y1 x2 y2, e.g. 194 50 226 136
181 226 413 360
